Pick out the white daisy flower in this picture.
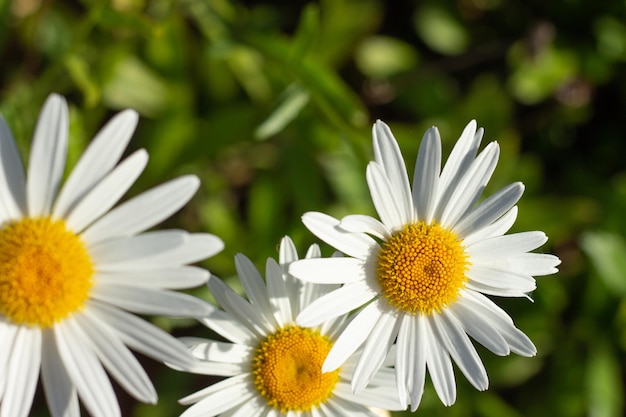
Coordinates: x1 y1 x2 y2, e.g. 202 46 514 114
175 236 403 417
290 120 561 410
0 94 224 417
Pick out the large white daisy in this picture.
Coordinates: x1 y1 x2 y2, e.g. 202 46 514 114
0 94 224 417
290 120 561 410
174 236 403 417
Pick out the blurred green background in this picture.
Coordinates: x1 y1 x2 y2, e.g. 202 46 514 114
1 0 625 416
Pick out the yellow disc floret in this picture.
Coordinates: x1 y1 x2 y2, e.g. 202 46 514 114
377 221 469 315
252 326 340 412
0 217 94 328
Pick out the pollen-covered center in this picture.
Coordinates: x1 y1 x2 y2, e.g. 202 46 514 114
252 325 340 412
0 217 94 328
377 221 469 315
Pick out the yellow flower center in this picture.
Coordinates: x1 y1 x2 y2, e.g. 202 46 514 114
252 326 340 412
0 217 94 328
377 221 469 315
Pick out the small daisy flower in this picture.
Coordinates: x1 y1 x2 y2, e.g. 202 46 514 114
290 120 561 410
0 94 224 417
175 236 403 417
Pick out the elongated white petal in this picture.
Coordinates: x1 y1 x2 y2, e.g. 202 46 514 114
462 206 518 247
95 266 209 289
290 257 367 284
27 94 68 217
92 283 212 317
433 311 488 391
42 329 80 417
322 299 386 372
179 372 251 408
53 109 138 218
454 182 524 237
449 299 510 356
132 233 224 268
89 230 187 267
468 231 548 261
0 117 26 220
265 258 292 327
65 149 148 233
434 121 481 220
413 126 441 224
178 338 253 363
367 162 407 230
279 236 299 264
339 214 391 239
334 382 404 411
352 311 400 393
297 281 378 327
1 326 41 417
372 120 413 222
498 253 561 276
395 314 418 408
208 275 272 336
55 318 120 417
81 175 200 244
408 315 428 411
439 141 499 228
467 264 537 294
235 254 276 328
87 300 195 368
196 307 256 346
75 311 156 403
423 319 456 406
0 322 17 401
302 212 376 260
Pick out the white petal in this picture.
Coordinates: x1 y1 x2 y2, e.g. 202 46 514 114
408 315 428 411
423 318 456 406
179 372 251 408
0 322 17 401
395 314 420 409
64 149 148 233
468 231 548 260
27 94 68 217
366 162 407 230
434 121 481 219
196 306 256 346
322 299 386 372
296 281 379 327
290 257 367 284
334 382 404 411
279 236 299 264
467 264 537 294
339 214 391 240
42 329 80 417
54 318 120 417
235 254 276 327
372 120 413 222
0 117 26 219
448 299 510 356
87 300 195 368
53 109 138 218
178 338 253 363
439 141 499 228
74 311 156 403
92 283 212 317
352 311 400 392
302 212 377 261
499 253 561 276
265 258 292 327
89 230 187 267
413 126 441 224
1 326 41 417
432 311 488 391
453 182 524 238
462 206 518 247
81 175 200 244
96 266 209 289
133 233 224 267
208 275 272 336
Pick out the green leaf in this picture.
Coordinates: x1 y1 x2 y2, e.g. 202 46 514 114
255 84 309 140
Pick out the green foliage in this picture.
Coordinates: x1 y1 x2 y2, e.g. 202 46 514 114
1 0 625 416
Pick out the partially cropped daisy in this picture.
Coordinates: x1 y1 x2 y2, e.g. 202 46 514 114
290 120 561 410
175 236 403 417
0 94 224 417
